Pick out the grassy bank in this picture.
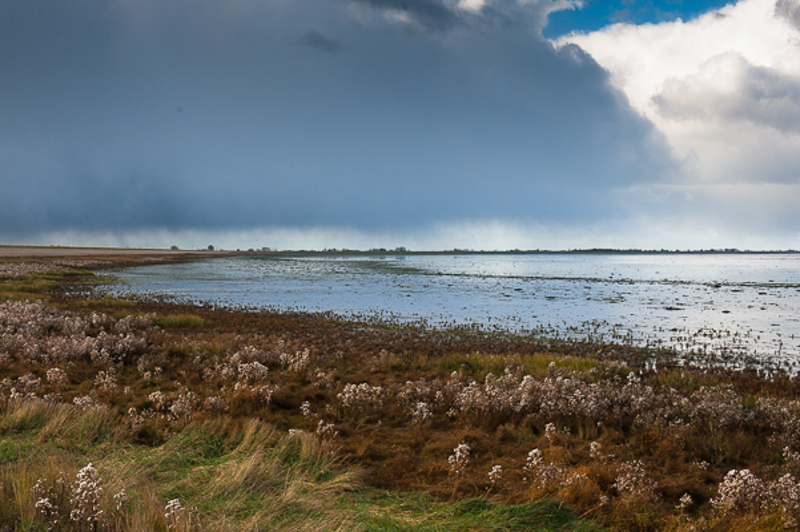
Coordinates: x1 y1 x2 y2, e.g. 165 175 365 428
2 259 800 530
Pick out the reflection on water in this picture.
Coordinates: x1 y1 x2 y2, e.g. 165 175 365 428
102 253 800 370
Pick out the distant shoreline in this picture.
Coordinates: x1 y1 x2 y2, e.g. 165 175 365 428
2 244 798 259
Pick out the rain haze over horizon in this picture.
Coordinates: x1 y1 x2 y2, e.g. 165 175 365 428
3 0 800 251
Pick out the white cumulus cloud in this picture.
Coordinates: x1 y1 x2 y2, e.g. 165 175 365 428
560 0 800 185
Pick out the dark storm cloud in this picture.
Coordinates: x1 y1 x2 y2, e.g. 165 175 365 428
302 31 342 53
0 0 678 238
352 0 458 30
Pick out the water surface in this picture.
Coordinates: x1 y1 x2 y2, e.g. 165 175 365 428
103 253 800 370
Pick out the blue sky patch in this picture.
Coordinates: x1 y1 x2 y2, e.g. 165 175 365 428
543 0 735 38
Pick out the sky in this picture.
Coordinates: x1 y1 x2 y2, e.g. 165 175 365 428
1 0 799 251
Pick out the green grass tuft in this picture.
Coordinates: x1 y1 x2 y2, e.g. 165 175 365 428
348 491 604 531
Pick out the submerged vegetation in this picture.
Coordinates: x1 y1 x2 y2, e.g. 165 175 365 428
2 256 800 530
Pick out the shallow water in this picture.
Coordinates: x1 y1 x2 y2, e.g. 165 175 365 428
102 253 800 370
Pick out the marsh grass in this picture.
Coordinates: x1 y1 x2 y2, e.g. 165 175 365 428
373 350 607 380
70 297 135 309
0 274 59 302
0 266 92 301
3 274 61 293
151 314 206 329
